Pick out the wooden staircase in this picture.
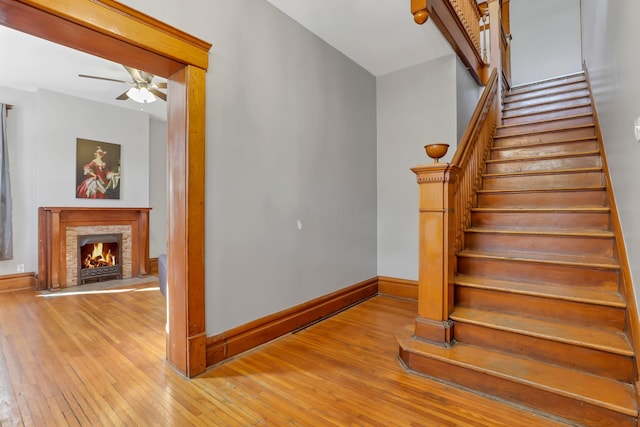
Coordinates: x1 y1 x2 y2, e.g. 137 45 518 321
398 72 639 426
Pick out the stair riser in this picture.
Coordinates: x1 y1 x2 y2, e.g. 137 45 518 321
505 81 587 106
503 96 591 118
457 256 619 291
477 189 607 208
465 233 615 258
486 155 601 174
496 116 594 138
494 127 596 148
399 348 635 427
470 211 610 231
508 77 586 97
453 323 633 382
482 171 603 191
504 88 590 109
502 105 592 126
455 286 624 329
492 140 598 160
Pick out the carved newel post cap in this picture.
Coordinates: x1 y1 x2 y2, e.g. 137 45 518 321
424 143 449 163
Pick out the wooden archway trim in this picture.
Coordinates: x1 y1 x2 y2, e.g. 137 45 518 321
0 0 211 377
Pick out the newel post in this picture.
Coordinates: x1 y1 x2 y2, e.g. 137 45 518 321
411 162 460 345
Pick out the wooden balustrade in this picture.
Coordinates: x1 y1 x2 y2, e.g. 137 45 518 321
451 69 499 253
411 0 509 87
409 69 499 345
450 0 483 58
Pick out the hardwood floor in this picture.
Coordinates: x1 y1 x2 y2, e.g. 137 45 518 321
0 284 569 426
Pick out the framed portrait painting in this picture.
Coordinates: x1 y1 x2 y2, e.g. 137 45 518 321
75 138 121 199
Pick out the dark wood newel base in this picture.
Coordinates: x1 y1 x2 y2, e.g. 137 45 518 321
414 317 454 346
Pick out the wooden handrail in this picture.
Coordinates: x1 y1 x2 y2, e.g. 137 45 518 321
451 68 499 253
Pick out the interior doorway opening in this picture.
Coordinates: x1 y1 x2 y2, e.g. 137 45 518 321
0 0 210 377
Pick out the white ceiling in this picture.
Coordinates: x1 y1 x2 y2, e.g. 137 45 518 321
0 0 452 120
264 0 452 76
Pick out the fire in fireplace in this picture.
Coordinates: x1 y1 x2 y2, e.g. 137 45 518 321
77 233 123 284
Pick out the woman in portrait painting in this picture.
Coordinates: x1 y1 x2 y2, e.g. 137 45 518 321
76 147 120 199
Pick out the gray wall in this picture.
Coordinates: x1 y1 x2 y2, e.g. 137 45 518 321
376 55 459 280
149 119 167 258
456 56 480 143
120 0 378 334
581 0 640 315
510 0 582 85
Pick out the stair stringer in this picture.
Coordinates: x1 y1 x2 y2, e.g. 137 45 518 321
584 62 640 406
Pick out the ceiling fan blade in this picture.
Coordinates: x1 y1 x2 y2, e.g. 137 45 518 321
123 65 144 82
79 74 129 84
123 65 154 84
155 82 168 89
150 88 167 101
115 91 129 100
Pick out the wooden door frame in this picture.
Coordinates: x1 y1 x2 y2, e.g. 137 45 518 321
0 0 211 377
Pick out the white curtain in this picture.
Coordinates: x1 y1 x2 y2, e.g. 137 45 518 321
0 104 13 260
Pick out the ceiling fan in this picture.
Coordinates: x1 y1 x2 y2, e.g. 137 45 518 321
78 65 167 103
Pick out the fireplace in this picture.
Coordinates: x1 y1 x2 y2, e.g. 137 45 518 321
38 207 151 290
77 233 123 285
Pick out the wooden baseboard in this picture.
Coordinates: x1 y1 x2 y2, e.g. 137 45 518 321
0 272 36 293
206 277 379 367
378 276 418 300
149 257 159 275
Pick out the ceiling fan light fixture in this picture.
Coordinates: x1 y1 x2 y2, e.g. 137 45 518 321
126 86 156 103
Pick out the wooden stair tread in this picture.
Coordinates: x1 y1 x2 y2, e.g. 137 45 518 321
497 113 593 130
471 207 609 213
397 334 636 416
465 227 614 238
477 185 606 195
450 307 633 356
509 72 585 92
483 166 602 179
491 138 598 151
503 95 590 114
455 274 625 307
458 249 619 269
502 91 589 111
486 151 599 164
493 124 595 140
508 80 586 98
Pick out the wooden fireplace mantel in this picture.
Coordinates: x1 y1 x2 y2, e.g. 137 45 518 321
38 207 151 290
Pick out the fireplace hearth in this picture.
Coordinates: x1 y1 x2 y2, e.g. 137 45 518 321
78 233 123 285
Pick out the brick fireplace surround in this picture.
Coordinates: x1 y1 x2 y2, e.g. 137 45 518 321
38 207 151 290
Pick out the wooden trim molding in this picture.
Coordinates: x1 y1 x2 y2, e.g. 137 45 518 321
149 257 159 275
378 276 419 300
0 0 211 378
0 273 36 293
583 62 640 391
206 278 379 366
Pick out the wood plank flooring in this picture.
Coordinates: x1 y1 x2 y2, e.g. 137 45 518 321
0 284 570 426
